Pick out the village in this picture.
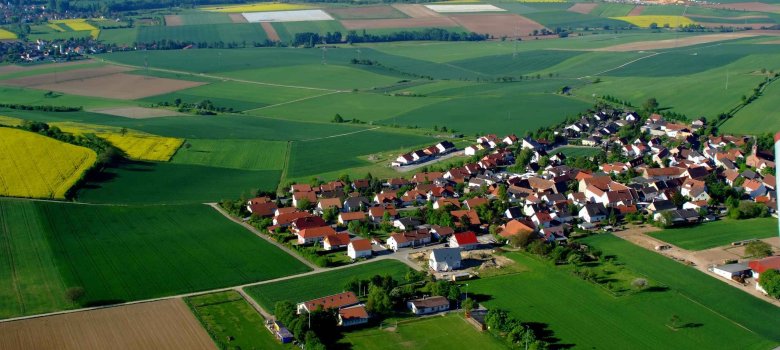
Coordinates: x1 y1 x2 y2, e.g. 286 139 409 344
219 104 780 346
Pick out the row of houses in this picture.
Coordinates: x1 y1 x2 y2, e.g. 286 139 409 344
392 140 456 167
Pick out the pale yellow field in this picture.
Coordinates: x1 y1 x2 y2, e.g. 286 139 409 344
52 122 184 162
611 15 694 28
50 19 100 38
200 2 313 12
0 127 97 199
0 28 17 40
47 23 66 32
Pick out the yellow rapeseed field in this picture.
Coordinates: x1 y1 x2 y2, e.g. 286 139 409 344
200 2 312 13
47 23 66 32
50 19 100 38
0 28 17 40
0 127 97 199
52 122 184 162
611 16 694 28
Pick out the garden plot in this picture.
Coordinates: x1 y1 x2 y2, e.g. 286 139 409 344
242 9 334 22
424 4 506 13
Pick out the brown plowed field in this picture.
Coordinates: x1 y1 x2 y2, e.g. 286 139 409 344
0 299 217 350
450 14 546 38
594 31 774 51
164 15 183 26
228 13 248 23
327 5 407 19
92 107 186 119
391 4 442 18
627 5 644 16
703 1 780 12
261 22 280 41
0 66 130 87
33 73 206 100
341 17 458 30
568 3 598 14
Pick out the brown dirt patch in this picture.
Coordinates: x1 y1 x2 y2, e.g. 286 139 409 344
450 14 546 38
341 17 458 30
164 15 183 26
0 65 26 74
391 4 442 18
0 66 130 87
628 5 644 16
91 107 186 119
703 1 780 12
568 3 598 14
0 60 96 76
594 32 771 51
328 6 406 19
261 22 280 41
0 299 217 350
228 13 248 23
33 73 206 100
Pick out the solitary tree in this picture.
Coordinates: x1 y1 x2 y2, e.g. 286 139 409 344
643 97 659 113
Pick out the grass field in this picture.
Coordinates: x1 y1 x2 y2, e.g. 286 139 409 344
0 127 96 199
51 122 184 162
200 2 313 13
272 20 346 43
553 146 602 158
76 161 281 204
467 249 778 350
0 28 17 40
722 79 780 134
98 27 139 45
0 86 135 110
137 23 269 44
612 15 694 27
220 64 400 90
14 200 309 312
523 11 632 29
340 314 506 349
255 92 441 122
286 129 433 179
175 13 235 25
246 260 409 313
172 139 288 170
648 218 777 251
186 291 288 350
589 3 636 17
582 234 780 345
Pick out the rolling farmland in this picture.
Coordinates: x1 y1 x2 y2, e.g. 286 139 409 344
172 139 287 170
648 218 778 250
723 78 780 134
0 128 96 199
51 122 184 162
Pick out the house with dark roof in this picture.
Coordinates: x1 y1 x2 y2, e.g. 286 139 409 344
407 296 450 315
429 247 462 271
579 203 607 223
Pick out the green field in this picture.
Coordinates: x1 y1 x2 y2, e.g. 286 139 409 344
172 139 288 171
554 146 603 158
219 64 402 90
468 249 778 350
523 11 632 29
590 3 637 17
340 313 507 350
77 161 281 204
175 12 234 25
0 86 135 109
98 27 139 45
246 260 409 313
137 23 269 44
286 129 433 179
271 20 347 43
722 78 780 134
648 218 777 250
0 199 310 318
186 291 289 350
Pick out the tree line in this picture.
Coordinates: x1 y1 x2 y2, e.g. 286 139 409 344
293 28 489 47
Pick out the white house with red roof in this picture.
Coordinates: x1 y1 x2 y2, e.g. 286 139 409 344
449 231 478 250
297 291 359 314
749 256 780 294
347 239 373 259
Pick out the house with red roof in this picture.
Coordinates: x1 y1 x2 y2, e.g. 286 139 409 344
449 231 478 250
297 291 359 314
348 239 372 259
273 211 313 227
338 211 366 226
338 305 369 327
749 256 780 294
297 226 336 245
323 232 351 251
246 198 277 217
291 216 327 233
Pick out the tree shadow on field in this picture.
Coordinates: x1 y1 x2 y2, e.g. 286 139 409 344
642 286 670 293
524 322 575 349
83 299 126 307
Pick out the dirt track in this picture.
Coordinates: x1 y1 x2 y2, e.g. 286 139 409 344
627 5 644 16
0 299 216 350
261 22 280 41
450 14 546 38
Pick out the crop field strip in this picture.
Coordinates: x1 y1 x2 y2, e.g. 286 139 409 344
648 218 778 250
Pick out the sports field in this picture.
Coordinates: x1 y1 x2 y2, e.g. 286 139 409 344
246 260 409 312
340 314 506 349
0 127 96 199
648 218 777 251
186 291 288 350
467 249 779 349
0 199 310 317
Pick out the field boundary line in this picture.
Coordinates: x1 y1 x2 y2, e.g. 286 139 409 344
580 51 661 79
277 141 292 193
245 90 343 112
675 291 757 335
299 126 381 142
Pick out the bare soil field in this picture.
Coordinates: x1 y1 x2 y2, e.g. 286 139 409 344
228 13 248 23
341 17 458 30
568 3 598 14
261 22 280 41
0 299 217 350
0 66 130 87
327 6 407 19
91 106 186 119
33 73 206 100
164 15 183 26
594 31 777 51
450 14 546 38
391 4 442 18
627 5 644 16
704 1 780 12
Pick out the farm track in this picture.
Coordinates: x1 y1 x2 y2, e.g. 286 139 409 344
298 126 381 142
245 90 343 112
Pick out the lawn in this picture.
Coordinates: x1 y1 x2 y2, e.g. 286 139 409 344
467 249 778 350
340 313 506 350
245 260 410 313
172 139 288 171
186 291 290 350
722 78 780 135
0 199 310 319
553 146 602 158
286 129 433 179
76 161 281 204
648 218 778 251
582 234 780 345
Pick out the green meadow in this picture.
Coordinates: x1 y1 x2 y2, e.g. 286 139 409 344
648 218 777 251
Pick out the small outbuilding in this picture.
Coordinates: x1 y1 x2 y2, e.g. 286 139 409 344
407 296 450 315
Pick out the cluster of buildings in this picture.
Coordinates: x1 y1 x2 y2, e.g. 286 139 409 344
391 140 456 167
711 256 780 296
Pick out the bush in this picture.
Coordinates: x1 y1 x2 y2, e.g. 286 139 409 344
65 287 85 303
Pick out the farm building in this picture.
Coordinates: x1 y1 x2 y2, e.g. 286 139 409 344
297 291 359 314
749 256 780 294
348 239 372 260
271 321 294 344
429 248 462 272
711 263 752 280
450 231 478 250
407 296 450 315
338 305 369 327
387 230 431 251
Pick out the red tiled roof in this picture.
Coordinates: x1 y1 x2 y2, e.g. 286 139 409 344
324 232 351 247
350 238 372 251
340 212 366 221
749 256 780 274
450 210 480 225
302 291 358 311
500 219 534 238
293 216 327 230
298 226 336 239
339 305 369 320
453 231 478 245
292 184 312 193
276 211 312 225
249 202 277 217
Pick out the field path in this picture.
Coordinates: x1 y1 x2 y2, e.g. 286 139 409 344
260 22 280 41
246 90 343 112
579 52 660 79
298 126 381 142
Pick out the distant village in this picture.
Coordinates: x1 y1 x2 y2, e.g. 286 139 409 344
220 105 778 345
